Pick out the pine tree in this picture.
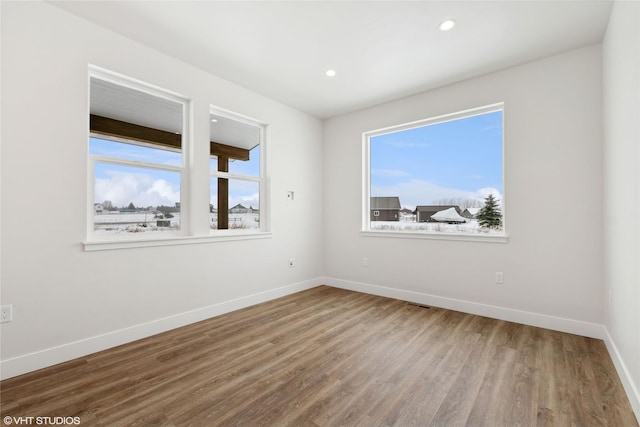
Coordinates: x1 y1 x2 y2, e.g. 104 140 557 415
476 194 502 229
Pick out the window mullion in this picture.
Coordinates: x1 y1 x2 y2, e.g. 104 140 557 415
91 155 183 173
210 171 260 182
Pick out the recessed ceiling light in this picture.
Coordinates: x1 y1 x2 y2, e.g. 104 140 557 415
325 69 336 77
211 118 218 123
439 19 456 31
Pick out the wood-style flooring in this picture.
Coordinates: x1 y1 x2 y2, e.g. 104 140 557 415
1 286 637 426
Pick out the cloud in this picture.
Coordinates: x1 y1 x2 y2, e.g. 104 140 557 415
371 179 502 210
144 179 180 206
482 124 502 131
211 177 260 208
95 171 179 208
474 187 502 200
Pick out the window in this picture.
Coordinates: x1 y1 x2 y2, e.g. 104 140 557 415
86 68 270 250
209 107 266 233
363 103 505 240
88 68 188 238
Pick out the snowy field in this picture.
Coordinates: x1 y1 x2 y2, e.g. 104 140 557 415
94 212 500 235
94 212 259 233
370 216 503 235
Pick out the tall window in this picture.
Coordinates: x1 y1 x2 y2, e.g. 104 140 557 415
209 108 265 232
364 103 504 237
88 68 188 236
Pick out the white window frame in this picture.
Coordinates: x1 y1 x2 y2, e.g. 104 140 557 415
362 103 508 243
86 67 190 245
209 105 270 236
84 67 272 251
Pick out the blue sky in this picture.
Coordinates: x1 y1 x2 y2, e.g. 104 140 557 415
91 138 260 209
370 110 503 209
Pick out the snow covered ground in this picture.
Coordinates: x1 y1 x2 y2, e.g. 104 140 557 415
370 216 503 235
93 212 260 233
93 212 500 235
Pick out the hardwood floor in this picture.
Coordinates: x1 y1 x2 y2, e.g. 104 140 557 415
1 286 637 426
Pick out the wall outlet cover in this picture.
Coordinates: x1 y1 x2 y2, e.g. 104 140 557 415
1 305 13 323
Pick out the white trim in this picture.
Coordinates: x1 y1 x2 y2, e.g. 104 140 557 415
365 102 505 138
362 102 506 239
83 231 272 251
0 278 323 380
212 172 261 182
91 155 183 173
209 105 266 130
89 65 187 105
360 230 508 243
209 104 269 234
362 131 372 230
325 277 604 339
88 66 191 241
603 328 640 422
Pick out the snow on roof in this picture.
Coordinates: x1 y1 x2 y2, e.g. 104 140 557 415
465 208 481 214
431 207 467 222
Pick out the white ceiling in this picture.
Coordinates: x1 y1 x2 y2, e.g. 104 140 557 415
90 76 260 150
90 77 184 134
53 1 613 119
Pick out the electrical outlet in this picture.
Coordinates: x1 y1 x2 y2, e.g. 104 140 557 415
1 305 13 323
289 258 295 268
362 257 368 267
287 191 295 202
495 272 504 284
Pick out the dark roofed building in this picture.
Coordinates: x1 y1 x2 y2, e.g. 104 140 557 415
370 196 401 221
413 205 463 223
462 207 481 219
229 203 249 214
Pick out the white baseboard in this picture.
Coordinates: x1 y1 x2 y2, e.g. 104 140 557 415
0 278 323 380
325 277 605 339
603 328 640 422
3 277 637 423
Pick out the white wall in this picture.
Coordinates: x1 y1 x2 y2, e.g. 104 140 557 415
2 5 637 420
324 45 604 336
603 0 640 417
0 2 324 378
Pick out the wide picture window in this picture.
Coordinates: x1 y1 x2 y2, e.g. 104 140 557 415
364 103 505 240
88 70 188 238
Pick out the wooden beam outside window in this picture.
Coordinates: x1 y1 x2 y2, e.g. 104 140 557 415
217 156 229 230
91 115 252 161
90 115 181 150
209 142 250 161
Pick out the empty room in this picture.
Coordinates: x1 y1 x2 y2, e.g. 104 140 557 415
1 1 639 426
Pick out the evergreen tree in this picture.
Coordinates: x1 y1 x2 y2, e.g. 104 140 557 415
476 194 502 229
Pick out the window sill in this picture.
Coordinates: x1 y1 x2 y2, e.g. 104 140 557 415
84 231 272 251
360 230 508 243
